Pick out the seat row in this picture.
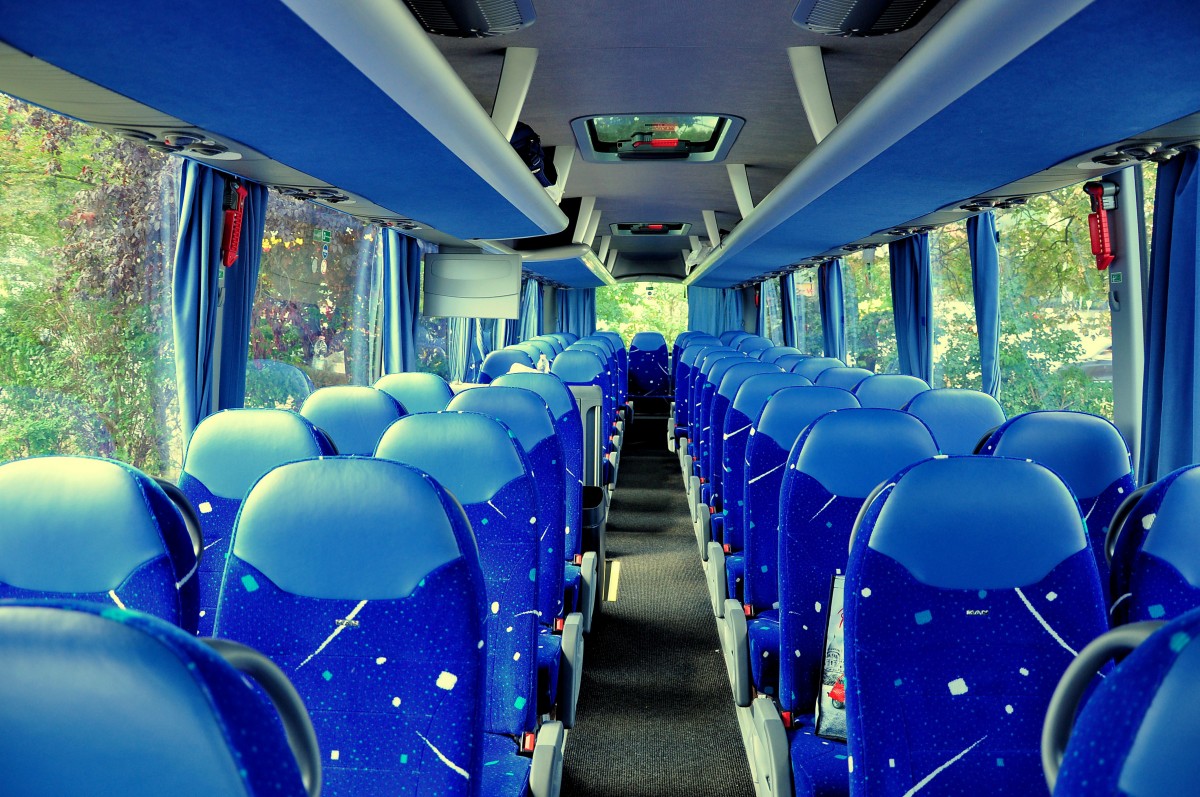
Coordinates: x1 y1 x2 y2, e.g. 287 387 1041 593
0 365 610 796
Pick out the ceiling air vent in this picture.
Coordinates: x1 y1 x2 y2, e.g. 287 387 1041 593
403 0 536 37
792 0 939 36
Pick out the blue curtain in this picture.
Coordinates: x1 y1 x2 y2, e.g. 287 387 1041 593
687 286 744 336
556 288 596 338
968 212 1001 397
1140 150 1200 483
381 229 425 374
448 316 471 382
215 180 268 410
172 161 225 440
518 278 542 341
889 233 933 383
818 259 847 361
780 272 799 347
755 284 767 337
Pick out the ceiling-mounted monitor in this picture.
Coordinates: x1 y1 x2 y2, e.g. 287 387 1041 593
423 252 522 319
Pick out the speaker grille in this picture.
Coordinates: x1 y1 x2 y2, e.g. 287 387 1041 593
794 0 939 36
403 0 536 37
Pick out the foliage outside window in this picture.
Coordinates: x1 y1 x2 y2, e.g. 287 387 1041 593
0 95 182 476
842 251 897 372
596 281 689 346
760 278 784 344
245 196 379 409
792 269 824 356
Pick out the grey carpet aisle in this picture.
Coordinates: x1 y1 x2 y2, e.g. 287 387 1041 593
561 415 754 797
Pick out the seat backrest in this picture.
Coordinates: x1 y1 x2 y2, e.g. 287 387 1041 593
852 373 930 408
814 366 874 391
675 344 726 433
758 345 802 364
706 361 780 506
775 353 809 371
551 331 578 345
524 338 558 361
903 388 1006 455
448 386 566 620
493 372 586 560
721 330 751 346
736 336 774 355
720 373 814 551
593 331 628 402
629 331 670 398
843 456 1105 795
791 356 844 381
980 410 1134 606
742 390 861 613
215 457 486 796
0 601 310 797
478 349 535 384
776 409 939 707
0 456 199 633
535 335 566 354
180 409 337 635
299 386 406 455
1055 606 1200 796
1109 464 1200 625
692 351 744 472
375 412 540 736
373 372 454 414
244 359 315 410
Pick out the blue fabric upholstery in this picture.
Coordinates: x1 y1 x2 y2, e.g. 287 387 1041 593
479 349 535 384
722 330 752 346
180 409 337 635
759 346 803 365
903 388 1006 455
448 387 566 622
630 331 670 399
215 457 487 796
0 456 199 633
299 386 406 456
844 456 1106 796
374 412 540 738
692 352 745 487
1110 464 1200 626
374 372 455 414
707 362 781 517
788 715 851 797
738 336 774 355
852 373 929 409
674 343 723 437
1056 606 1200 796
749 609 781 697
525 339 557 361
814 367 873 391
776 353 810 372
793 357 845 382
0 601 305 797
480 732 533 795
777 410 939 709
981 410 1134 608
743 391 859 615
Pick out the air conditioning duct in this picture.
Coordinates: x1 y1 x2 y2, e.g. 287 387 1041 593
792 0 939 36
402 0 536 37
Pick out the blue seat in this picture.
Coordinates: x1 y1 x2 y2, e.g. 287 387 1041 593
478 349 535 384
758 346 803 365
814 366 874 391
179 409 337 635
775 353 810 372
0 600 317 797
1050 607 1200 796
672 342 723 446
553 349 616 484
903 388 1006 455
244 358 315 410
373 371 455 414
737 336 774 356
688 350 745 525
980 410 1134 607
373 412 547 759
508 341 546 365
629 331 670 400
214 457 487 797
298 386 406 455
550 332 577 346
535 335 566 355
843 456 1107 795
1109 463 1200 625
573 340 619 424
0 456 199 633
852 373 929 409
791 356 844 382
525 338 558 362
592 331 628 408
722 330 752 346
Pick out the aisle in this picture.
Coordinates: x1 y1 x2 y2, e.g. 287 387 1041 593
561 416 754 797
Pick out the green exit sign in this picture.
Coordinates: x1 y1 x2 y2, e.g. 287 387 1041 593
313 229 332 243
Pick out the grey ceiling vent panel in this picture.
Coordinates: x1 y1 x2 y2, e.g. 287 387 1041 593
403 0 536 37
792 0 939 36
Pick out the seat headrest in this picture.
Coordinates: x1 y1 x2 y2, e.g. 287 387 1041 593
756 387 860 450
731 373 814 418
447 386 555 451
373 372 454 414
491 372 576 421
792 356 845 381
981 410 1132 498
853 373 930 409
375 412 528 505
551 349 604 382
0 601 304 796
570 341 612 362
862 456 1087 589
759 346 802 364
1140 465 1200 586
680 343 724 366
630 332 667 351
815 366 874 391
721 330 751 345
903 388 1006 455
183 409 336 500
737 336 774 353
717 362 783 399
707 356 756 389
233 457 469 600
580 335 615 354
0 456 179 593
700 350 742 374
479 350 535 383
794 408 937 497
593 331 625 351
299 386 405 456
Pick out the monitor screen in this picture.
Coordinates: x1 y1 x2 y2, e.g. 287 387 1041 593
422 252 522 320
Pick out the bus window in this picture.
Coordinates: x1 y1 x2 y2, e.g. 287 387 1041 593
595 281 688 346
793 268 824 357
842 251 896 372
760 278 784 345
929 221 972 389
0 94 181 476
